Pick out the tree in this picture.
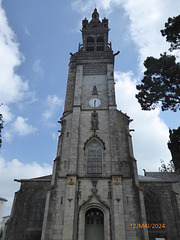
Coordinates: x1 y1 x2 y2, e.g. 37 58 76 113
136 15 180 111
158 159 175 172
168 127 180 171
136 54 180 111
161 15 180 51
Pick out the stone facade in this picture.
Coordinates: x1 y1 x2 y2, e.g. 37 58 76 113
3 176 51 240
3 9 180 240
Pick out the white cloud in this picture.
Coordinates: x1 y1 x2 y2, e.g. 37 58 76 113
115 71 171 174
0 2 29 104
51 131 59 140
3 131 12 143
24 27 31 36
121 0 180 70
33 59 44 78
13 116 37 136
42 95 63 122
0 157 52 216
0 2 38 142
72 0 180 68
72 0 115 13
0 104 14 123
3 116 37 142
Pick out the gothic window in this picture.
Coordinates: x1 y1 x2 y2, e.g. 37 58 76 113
87 140 102 174
97 36 104 51
97 36 104 42
87 36 95 42
87 36 95 51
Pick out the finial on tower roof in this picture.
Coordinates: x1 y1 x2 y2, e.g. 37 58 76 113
92 8 99 20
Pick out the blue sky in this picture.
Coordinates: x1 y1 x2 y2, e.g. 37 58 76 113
0 0 180 216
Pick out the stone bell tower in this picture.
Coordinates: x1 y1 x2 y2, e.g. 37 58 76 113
41 9 147 240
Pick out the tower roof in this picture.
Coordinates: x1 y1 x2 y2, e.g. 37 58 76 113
82 8 108 31
91 8 99 22
78 9 112 54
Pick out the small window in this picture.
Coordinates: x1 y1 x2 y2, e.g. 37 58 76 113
64 161 67 169
86 47 94 52
97 46 104 51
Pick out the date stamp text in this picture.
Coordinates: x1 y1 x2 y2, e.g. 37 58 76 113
130 223 165 229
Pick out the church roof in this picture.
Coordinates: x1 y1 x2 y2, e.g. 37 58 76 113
146 171 180 181
139 172 180 182
14 174 52 182
138 175 168 182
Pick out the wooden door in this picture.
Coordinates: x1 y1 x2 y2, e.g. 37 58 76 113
85 208 104 240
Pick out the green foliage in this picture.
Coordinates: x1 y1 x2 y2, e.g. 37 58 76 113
161 15 180 51
136 54 180 111
158 160 175 172
136 15 180 112
168 127 180 150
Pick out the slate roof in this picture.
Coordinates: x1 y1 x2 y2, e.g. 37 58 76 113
138 172 180 182
14 175 52 182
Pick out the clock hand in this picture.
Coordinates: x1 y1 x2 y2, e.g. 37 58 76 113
94 100 96 108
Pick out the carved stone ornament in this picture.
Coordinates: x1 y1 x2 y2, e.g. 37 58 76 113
91 110 99 130
112 176 122 185
83 134 106 150
92 86 98 95
67 176 76 185
107 181 112 199
77 181 81 199
91 178 98 194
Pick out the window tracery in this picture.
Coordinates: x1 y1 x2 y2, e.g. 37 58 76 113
87 140 102 174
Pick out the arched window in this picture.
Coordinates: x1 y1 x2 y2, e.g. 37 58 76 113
86 36 95 52
85 208 104 240
87 36 95 43
97 36 104 51
87 140 102 174
97 36 104 42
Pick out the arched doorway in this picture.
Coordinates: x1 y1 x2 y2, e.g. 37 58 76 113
85 208 104 240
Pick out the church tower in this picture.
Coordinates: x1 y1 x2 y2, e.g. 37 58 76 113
41 9 148 240
3 9 180 240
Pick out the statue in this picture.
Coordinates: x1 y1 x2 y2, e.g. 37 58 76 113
91 110 99 131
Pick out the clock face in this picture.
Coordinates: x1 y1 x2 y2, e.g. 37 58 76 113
89 98 101 108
